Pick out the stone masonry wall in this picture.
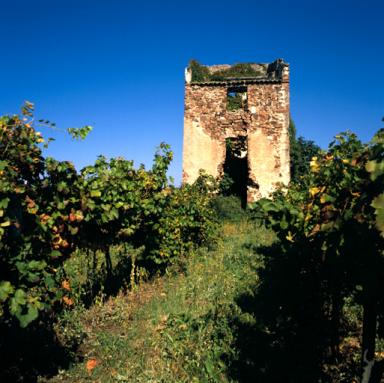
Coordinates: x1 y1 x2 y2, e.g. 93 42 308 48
182 62 290 202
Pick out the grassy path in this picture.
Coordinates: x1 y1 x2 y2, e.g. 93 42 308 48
46 221 274 383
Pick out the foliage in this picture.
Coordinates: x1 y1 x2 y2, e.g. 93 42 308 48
0 105 83 327
0 105 217 328
147 173 218 264
252 129 384 381
76 144 173 259
289 118 321 183
189 60 264 82
188 59 211 82
218 173 235 195
211 195 247 222
210 63 264 81
227 92 244 111
67 125 93 140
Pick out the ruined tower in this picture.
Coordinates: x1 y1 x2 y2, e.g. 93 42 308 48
182 59 290 203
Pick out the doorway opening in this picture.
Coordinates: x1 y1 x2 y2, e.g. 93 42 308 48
222 136 248 208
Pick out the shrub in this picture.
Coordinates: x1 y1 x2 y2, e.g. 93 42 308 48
211 195 247 222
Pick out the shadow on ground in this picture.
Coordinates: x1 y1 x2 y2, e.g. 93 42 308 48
227 242 357 383
0 319 77 383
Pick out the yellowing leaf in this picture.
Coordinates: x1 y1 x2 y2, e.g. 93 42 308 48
90 190 101 197
0 221 11 227
75 211 84 222
371 193 384 236
310 187 321 197
320 194 336 204
286 232 295 242
310 158 320 173
365 160 376 173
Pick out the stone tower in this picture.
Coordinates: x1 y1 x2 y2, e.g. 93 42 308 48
182 59 290 203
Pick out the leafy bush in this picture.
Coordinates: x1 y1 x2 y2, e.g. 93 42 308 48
0 105 218 327
211 195 247 222
252 129 384 381
147 173 218 264
0 106 84 327
289 118 321 183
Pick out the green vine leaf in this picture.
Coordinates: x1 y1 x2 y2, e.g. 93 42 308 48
67 126 93 140
371 193 384 236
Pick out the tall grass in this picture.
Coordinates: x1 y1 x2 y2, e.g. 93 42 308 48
47 220 274 382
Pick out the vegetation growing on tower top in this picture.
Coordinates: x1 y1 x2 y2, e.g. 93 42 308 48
189 60 265 82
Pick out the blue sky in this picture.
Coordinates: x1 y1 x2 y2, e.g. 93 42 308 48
1 0 383 183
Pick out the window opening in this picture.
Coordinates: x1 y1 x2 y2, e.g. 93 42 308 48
227 86 248 111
